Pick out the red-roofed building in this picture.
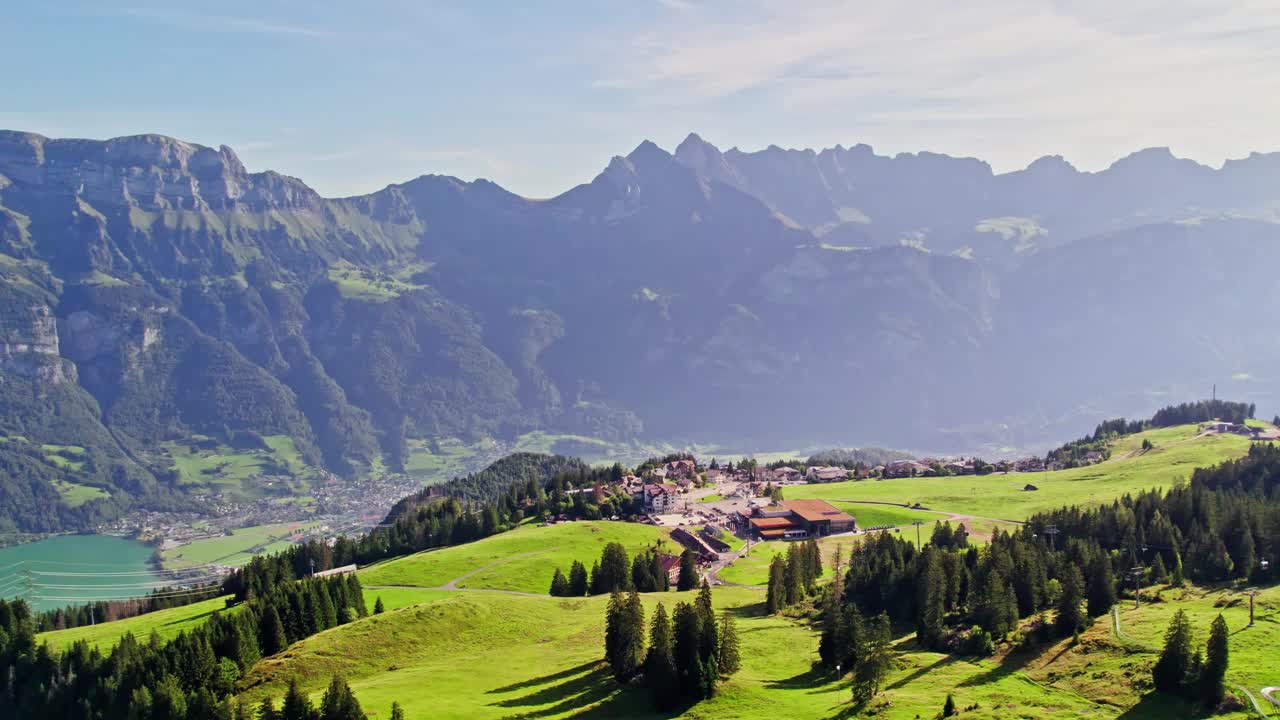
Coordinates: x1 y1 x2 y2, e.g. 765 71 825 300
643 484 678 513
747 500 856 539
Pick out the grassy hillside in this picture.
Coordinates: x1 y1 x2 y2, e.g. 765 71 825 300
358 521 672 594
37 595 233 652
1108 584 1280 705
788 425 1250 520
238 585 1246 720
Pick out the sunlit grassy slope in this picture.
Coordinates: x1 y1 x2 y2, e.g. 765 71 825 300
37 595 233 652
238 587 1134 720
787 425 1250 520
358 521 672 593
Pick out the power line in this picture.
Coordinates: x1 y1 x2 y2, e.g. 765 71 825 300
33 579 221 590
29 567 223 577
33 587 224 603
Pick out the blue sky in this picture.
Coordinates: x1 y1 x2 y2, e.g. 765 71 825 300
4 1 1279 198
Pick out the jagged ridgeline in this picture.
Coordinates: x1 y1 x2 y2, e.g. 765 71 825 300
6 129 1280 532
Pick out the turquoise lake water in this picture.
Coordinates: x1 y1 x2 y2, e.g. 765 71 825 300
0 535 162 611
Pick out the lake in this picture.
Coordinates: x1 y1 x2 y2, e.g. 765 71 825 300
0 535 161 612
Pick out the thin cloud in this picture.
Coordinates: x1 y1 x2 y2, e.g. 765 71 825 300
585 0 1280 172
118 7 333 38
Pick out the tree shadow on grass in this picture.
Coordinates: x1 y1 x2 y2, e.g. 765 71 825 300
162 607 220 627
489 663 608 714
487 660 601 694
722 603 766 620
490 663 688 720
490 663 676 720
956 643 1041 688
886 654 959 691
765 663 838 694
1115 692 1213 720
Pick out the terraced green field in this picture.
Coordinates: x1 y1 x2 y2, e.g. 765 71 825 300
161 522 322 570
358 521 672 593
788 425 1249 521
38 596 233 652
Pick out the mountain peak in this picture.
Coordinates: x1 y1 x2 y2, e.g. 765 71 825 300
674 132 724 166
626 139 670 164
1024 154 1078 174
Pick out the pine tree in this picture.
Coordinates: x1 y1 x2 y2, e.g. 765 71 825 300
942 693 957 717
810 539 824 580
568 560 589 596
619 591 647 681
281 679 314 720
645 603 679 709
677 549 699 591
672 601 707 700
916 550 946 650
549 568 570 597
257 698 278 720
1086 556 1116 617
766 555 787 614
632 554 656 593
717 612 741 676
784 544 803 605
1150 553 1168 583
1055 565 1085 636
1170 545 1186 586
604 591 624 672
1198 613 1229 708
649 549 671 592
259 606 288 657
853 612 894 704
319 675 366 720
389 703 405 720
599 542 633 593
1152 609 1195 694
695 581 719 692
373 597 385 615
590 561 603 595
1228 526 1256 580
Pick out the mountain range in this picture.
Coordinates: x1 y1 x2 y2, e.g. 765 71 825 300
2 128 1279 532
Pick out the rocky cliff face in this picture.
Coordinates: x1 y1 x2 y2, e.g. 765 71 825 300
0 131 320 212
0 302 74 384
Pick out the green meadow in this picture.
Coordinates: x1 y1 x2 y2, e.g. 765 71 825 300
234 583 1254 720
358 521 673 593
38 596 233 652
787 425 1250 521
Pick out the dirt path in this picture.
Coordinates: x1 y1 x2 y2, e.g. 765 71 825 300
1262 687 1279 709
